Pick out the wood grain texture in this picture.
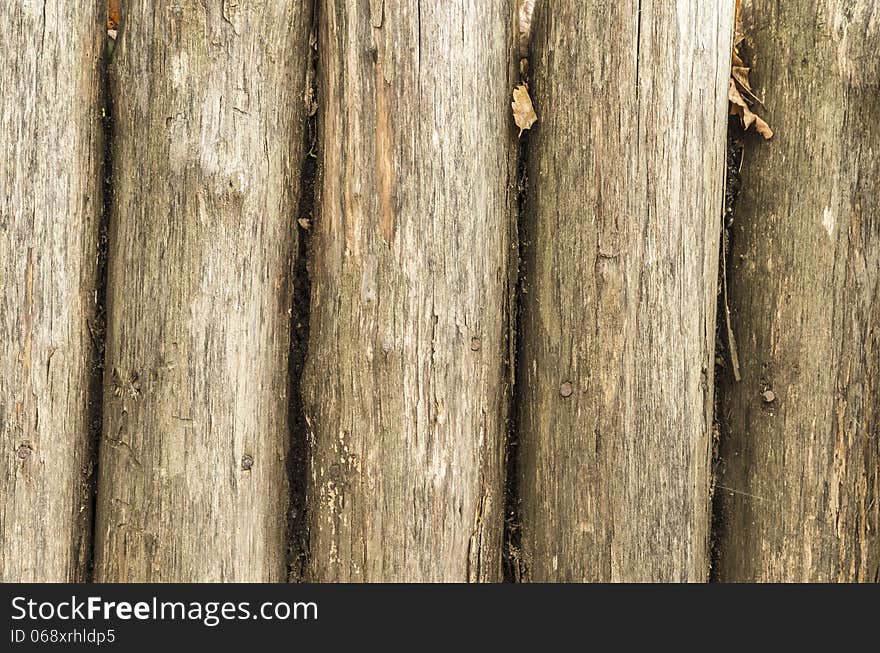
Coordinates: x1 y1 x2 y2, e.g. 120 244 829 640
517 1 733 581
715 0 880 582
94 0 312 581
302 0 518 582
0 0 103 582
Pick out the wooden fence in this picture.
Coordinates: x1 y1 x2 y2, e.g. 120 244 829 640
1 0 877 583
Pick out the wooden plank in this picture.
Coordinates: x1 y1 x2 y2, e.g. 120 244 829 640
0 0 104 582
94 0 312 581
715 0 880 582
517 1 733 581
302 1 518 581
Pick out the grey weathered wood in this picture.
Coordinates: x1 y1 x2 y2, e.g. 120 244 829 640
302 1 518 582
715 0 880 582
517 1 733 581
0 1 103 582
94 0 312 581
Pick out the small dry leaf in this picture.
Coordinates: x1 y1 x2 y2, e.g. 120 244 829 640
733 0 744 49
728 0 772 139
730 66 757 100
108 0 120 31
728 80 773 139
518 0 537 58
512 84 537 136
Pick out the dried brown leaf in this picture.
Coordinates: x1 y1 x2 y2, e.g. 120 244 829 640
728 79 773 139
751 112 773 139
734 0 745 49
518 0 537 58
728 1 772 139
731 66 751 91
728 79 746 107
108 0 120 30
731 65 762 103
512 83 537 136
732 49 744 67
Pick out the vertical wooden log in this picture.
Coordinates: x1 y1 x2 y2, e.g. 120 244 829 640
303 2 517 581
0 1 103 581
94 1 312 581
715 1 880 581
517 1 733 581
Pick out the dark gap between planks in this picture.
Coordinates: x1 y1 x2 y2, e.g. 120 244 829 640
503 94 532 583
709 117 745 581
286 4 320 582
84 24 117 582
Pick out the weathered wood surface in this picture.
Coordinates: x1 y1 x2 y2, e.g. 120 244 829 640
302 1 518 581
94 0 312 581
517 1 733 581
715 0 880 582
0 0 103 582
